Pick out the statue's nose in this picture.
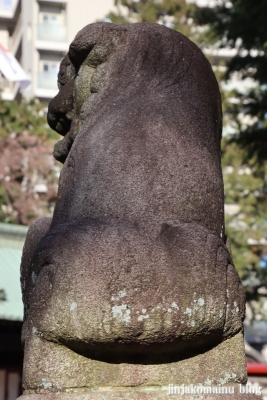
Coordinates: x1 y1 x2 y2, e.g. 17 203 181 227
47 111 72 136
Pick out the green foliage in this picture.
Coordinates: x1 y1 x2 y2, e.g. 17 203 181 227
108 0 197 39
0 96 59 226
0 97 58 141
195 0 267 313
195 0 267 164
222 138 267 313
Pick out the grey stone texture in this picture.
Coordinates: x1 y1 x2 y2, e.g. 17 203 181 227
47 22 225 239
21 332 246 392
20 22 252 400
18 394 262 400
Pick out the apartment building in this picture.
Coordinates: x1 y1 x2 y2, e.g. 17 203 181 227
0 0 115 101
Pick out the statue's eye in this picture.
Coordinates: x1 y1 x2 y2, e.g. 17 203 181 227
58 80 64 90
57 70 66 89
57 61 76 90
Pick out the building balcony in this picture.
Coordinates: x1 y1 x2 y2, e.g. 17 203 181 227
37 23 67 43
36 23 68 52
37 71 58 91
35 71 58 99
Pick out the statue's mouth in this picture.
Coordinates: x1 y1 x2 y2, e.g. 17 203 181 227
47 112 72 136
47 75 76 163
47 111 75 163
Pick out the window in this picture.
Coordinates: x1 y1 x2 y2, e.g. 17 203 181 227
51 64 57 74
42 14 58 25
40 61 59 75
51 15 57 24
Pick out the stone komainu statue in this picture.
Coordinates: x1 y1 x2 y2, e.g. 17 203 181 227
20 23 247 396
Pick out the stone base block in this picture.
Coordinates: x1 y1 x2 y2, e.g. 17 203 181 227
18 391 262 400
22 332 247 391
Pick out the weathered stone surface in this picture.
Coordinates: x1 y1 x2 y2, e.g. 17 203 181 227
20 217 51 310
20 22 249 399
47 22 224 238
22 221 244 361
22 332 245 391
18 394 262 400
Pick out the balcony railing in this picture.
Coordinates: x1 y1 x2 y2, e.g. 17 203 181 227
36 23 67 42
37 71 58 90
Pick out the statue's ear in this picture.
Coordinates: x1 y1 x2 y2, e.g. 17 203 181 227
69 41 95 72
68 23 103 70
68 22 127 71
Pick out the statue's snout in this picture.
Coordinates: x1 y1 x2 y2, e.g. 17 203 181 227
47 77 75 135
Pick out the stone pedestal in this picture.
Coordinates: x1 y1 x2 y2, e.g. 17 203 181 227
18 394 262 400
20 332 250 395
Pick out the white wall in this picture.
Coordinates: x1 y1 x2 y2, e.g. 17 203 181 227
67 0 116 43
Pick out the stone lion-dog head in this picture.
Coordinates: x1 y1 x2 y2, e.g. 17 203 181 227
47 22 224 236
